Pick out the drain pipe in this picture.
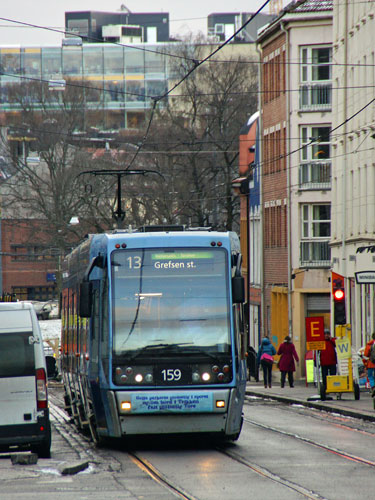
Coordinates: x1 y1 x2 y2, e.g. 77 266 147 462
280 21 293 337
255 41 265 338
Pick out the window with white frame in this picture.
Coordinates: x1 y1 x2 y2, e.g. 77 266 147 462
300 126 331 189
300 204 331 266
302 204 330 238
300 46 332 109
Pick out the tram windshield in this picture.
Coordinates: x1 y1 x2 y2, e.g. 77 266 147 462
111 247 231 359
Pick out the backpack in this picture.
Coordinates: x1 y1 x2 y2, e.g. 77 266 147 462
369 342 375 363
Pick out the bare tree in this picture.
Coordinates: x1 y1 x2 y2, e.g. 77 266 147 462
0 78 118 250
141 40 258 231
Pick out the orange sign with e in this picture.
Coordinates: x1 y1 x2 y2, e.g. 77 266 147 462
305 316 326 351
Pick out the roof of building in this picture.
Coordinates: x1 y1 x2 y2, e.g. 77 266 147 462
284 0 333 13
257 0 333 40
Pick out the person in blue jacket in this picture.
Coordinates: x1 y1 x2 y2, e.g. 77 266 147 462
257 336 277 388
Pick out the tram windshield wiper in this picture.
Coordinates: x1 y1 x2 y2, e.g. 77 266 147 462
127 342 193 360
182 346 224 361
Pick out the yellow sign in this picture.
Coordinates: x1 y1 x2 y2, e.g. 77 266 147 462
336 336 351 360
307 341 325 351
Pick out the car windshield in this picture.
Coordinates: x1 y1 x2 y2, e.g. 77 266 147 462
111 247 231 358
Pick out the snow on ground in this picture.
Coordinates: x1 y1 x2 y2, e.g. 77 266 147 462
39 319 61 341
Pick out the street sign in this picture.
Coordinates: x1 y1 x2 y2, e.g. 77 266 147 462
305 316 325 350
336 336 351 360
355 271 375 284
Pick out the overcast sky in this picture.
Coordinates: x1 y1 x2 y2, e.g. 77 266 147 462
0 0 279 45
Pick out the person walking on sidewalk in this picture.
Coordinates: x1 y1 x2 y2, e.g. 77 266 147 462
363 332 375 395
257 336 276 388
319 329 337 389
277 336 299 388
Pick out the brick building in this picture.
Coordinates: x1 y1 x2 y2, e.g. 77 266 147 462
257 0 333 370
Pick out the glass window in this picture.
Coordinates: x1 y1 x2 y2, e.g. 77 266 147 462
105 110 125 129
301 46 332 82
301 126 331 161
145 50 165 75
145 80 167 99
301 204 331 239
104 47 124 74
0 49 21 75
22 49 41 76
104 80 124 103
83 46 103 75
126 111 145 129
42 48 62 78
111 248 230 358
62 47 82 75
126 80 145 102
125 48 145 74
0 331 35 378
67 19 89 38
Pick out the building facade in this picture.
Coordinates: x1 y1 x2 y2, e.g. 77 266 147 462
65 10 170 44
235 111 262 351
257 0 333 371
331 0 375 350
0 42 169 130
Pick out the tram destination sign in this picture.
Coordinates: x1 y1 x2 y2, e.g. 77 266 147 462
151 251 215 272
355 271 375 284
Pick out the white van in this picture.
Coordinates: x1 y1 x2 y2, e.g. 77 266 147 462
0 302 51 458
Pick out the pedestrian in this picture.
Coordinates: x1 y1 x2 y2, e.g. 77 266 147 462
277 335 299 388
246 345 259 382
257 336 276 388
363 332 375 395
319 329 337 388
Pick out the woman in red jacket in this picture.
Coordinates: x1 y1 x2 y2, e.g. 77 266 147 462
277 336 299 388
319 329 337 388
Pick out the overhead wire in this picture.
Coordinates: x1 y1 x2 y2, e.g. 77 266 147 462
1 5 374 200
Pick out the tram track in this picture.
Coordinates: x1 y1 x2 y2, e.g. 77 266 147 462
48 388 373 500
243 416 375 468
216 445 328 500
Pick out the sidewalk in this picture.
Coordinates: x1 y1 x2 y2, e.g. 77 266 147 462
246 377 375 422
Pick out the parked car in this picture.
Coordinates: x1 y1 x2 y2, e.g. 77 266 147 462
29 300 57 320
0 302 52 457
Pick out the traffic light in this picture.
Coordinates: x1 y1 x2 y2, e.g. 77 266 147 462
333 278 346 325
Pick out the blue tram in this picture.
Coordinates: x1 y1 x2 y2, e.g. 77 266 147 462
61 227 247 443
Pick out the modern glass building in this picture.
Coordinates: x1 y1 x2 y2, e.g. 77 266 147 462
0 42 170 130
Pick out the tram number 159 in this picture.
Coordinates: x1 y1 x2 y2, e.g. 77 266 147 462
161 369 182 381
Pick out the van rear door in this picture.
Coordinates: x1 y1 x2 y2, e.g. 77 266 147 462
0 330 37 427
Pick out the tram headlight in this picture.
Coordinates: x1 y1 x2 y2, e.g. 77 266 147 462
135 373 143 383
192 372 200 382
121 401 131 411
145 373 153 383
202 372 211 382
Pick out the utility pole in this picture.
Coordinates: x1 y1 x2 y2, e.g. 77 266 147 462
77 169 163 227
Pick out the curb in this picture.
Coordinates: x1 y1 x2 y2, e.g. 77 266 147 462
245 389 375 423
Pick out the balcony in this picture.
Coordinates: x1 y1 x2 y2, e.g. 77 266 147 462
300 240 331 267
299 161 331 190
299 82 332 111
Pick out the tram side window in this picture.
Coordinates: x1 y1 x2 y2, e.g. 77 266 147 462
92 288 99 341
101 277 109 362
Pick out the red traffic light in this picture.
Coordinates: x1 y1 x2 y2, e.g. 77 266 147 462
333 289 344 301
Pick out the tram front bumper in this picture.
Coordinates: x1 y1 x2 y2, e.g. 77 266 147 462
112 388 237 436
